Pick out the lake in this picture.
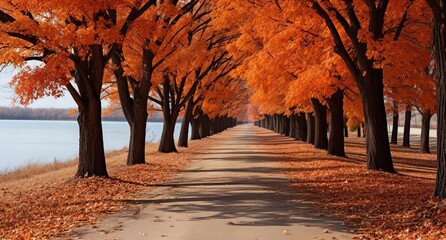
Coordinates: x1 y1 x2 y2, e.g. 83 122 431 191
0 120 184 173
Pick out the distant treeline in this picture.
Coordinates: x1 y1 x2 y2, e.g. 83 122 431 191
0 107 164 122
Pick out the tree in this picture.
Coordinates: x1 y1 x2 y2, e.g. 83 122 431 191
111 0 198 163
146 4 240 153
306 0 397 172
426 0 446 197
0 1 155 177
177 15 242 147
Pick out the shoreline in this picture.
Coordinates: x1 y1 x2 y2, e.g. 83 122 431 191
0 146 130 183
0 121 185 174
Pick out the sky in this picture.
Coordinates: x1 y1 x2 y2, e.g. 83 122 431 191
0 65 78 109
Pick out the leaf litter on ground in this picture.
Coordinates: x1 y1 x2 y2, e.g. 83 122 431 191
0 139 216 239
274 135 446 240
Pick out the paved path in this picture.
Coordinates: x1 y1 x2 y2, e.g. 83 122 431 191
68 125 354 240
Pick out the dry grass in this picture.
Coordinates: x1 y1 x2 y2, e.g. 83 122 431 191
0 147 132 183
0 139 216 240
0 160 77 183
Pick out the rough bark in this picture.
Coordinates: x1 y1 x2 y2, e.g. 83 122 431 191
361 73 395 172
427 0 446 197
306 113 315 144
327 90 345 156
403 105 412 147
76 99 108 177
72 45 108 177
311 98 328 150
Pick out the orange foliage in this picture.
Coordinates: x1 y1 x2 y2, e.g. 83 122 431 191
214 0 434 125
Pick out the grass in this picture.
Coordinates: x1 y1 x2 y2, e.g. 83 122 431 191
0 159 77 183
0 146 131 183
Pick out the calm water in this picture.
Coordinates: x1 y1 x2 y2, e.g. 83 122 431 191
0 120 183 172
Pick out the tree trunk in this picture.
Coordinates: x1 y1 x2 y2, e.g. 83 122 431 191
214 118 220 133
312 0 394 172
428 0 446 197
391 106 399 144
283 115 290 136
268 115 273 130
361 69 395 172
73 46 108 177
178 96 194 147
158 75 178 153
289 114 297 138
344 117 349 137
210 118 217 135
190 116 201 140
191 106 203 140
220 117 226 132
127 103 148 165
327 90 345 157
311 98 328 150
159 118 178 153
420 110 432 154
278 115 283 134
76 99 108 177
357 125 361 137
272 115 276 132
306 113 315 144
200 114 211 138
296 112 307 141
112 48 153 165
403 105 412 147
273 114 278 133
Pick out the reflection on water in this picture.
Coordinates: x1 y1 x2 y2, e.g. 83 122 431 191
0 120 182 172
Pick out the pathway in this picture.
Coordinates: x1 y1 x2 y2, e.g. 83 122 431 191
68 125 354 240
